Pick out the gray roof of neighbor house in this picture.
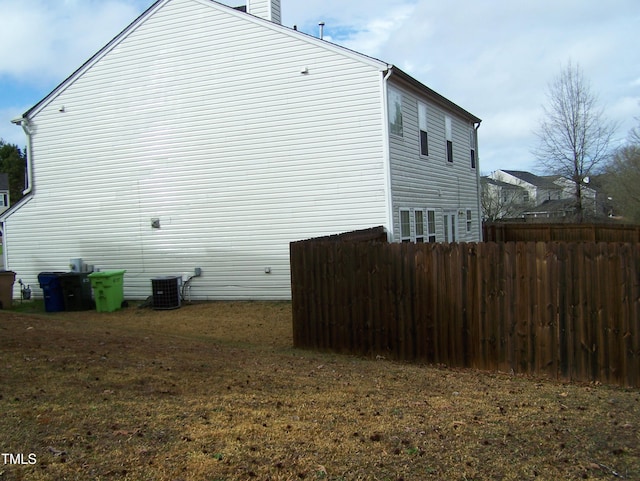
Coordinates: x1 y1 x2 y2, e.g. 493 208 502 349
525 198 575 214
0 173 9 191
482 176 525 189
501 170 560 189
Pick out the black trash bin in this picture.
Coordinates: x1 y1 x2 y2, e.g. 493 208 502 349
60 272 94 311
38 272 66 312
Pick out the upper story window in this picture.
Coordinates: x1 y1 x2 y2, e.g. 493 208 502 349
469 127 476 169
418 101 428 156
389 87 403 137
445 116 453 163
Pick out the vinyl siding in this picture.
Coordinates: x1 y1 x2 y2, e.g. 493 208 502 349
387 79 481 242
4 0 388 300
246 0 281 24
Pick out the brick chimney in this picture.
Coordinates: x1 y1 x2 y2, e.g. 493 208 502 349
246 0 281 24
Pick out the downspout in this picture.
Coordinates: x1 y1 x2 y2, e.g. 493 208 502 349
473 121 482 240
381 67 394 241
11 116 33 196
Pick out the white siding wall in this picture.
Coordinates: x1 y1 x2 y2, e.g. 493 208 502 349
246 0 281 24
5 0 388 300
388 79 481 242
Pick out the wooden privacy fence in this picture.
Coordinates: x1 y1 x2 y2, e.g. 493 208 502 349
290 240 640 387
483 222 640 242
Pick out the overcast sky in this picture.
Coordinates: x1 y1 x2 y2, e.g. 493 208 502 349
1 0 638 173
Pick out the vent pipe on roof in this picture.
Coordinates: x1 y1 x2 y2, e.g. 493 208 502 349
319 21 325 39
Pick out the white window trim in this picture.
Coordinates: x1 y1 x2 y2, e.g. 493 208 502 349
389 87 403 137
400 207 437 243
414 210 425 243
418 101 428 157
400 208 411 242
445 115 453 163
426 209 436 242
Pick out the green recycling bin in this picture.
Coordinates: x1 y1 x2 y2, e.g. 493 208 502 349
88 270 126 312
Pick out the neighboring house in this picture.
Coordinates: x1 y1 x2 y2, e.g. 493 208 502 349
489 170 563 206
480 177 529 221
485 169 600 220
0 174 9 215
1 0 481 301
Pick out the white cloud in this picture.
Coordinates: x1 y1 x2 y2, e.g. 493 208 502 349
1 0 639 174
0 106 30 146
0 0 145 85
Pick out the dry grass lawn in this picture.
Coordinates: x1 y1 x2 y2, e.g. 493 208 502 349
1 301 639 481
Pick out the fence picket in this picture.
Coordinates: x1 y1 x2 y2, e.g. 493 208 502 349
290 237 640 387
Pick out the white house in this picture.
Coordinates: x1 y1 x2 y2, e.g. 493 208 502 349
2 0 482 301
487 170 598 219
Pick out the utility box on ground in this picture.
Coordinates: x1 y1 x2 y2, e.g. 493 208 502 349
0 270 16 310
151 276 182 309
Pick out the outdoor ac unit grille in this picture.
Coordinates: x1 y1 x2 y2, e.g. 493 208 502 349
151 276 181 310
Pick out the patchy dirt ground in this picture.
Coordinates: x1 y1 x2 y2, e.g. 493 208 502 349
1 301 639 481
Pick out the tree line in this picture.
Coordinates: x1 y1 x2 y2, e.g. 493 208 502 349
0 140 27 207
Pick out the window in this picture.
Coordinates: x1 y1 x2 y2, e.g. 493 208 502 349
469 128 476 169
400 208 435 243
414 210 425 243
466 209 472 232
400 209 411 242
0 194 7 207
445 116 453 163
389 87 403 137
418 101 428 156
444 213 456 242
427 210 436 242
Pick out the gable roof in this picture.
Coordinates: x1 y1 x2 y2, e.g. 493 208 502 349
524 198 575 214
482 176 526 190
500 170 560 189
18 0 480 125
0 173 8 191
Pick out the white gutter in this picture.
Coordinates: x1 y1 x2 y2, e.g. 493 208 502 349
473 121 482 240
380 66 394 241
11 116 33 196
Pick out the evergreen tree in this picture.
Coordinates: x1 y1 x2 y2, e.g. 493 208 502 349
0 139 27 206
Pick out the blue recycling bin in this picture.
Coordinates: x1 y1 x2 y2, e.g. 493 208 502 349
38 272 66 312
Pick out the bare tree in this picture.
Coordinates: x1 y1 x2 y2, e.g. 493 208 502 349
533 62 617 222
480 177 529 221
603 120 640 222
